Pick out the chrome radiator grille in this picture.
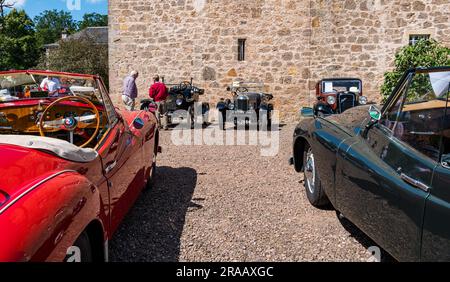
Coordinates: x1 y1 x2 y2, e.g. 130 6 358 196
338 93 355 113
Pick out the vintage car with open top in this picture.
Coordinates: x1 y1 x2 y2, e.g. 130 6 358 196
142 78 209 129
0 70 160 262
216 81 274 130
290 67 450 261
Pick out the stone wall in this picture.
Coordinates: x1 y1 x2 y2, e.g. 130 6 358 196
109 0 450 122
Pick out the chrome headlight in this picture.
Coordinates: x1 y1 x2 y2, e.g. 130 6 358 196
176 99 183 106
228 103 235 110
359 96 368 105
326 95 336 105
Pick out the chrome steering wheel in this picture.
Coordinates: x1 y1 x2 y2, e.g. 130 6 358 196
38 96 101 148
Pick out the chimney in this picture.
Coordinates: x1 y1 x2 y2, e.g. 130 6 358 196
61 28 68 39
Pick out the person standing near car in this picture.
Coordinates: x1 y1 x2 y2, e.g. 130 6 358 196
149 75 169 130
40 75 61 97
122 70 139 111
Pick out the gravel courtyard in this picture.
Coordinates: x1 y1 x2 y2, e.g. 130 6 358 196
110 123 386 262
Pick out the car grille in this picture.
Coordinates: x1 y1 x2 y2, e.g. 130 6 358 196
338 93 355 113
237 96 249 111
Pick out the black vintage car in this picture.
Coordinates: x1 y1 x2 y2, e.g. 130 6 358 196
141 79 209 128
290 67 450 261
216 82 274 130
314 78 368 116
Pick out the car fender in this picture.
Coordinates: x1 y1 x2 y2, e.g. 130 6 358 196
293 118 315 172
314 102 334 115
123 109 158 182
293 117 354 206
0 170 107 262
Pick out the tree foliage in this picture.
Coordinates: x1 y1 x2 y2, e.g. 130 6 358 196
78 13 107 30
34 9 78 46
0 9 39 70
39 35 109 87
381 39 450 101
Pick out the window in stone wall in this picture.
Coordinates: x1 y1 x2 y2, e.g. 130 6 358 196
238 39 246 61
409 34 431 45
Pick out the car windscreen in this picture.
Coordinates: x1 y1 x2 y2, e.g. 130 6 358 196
322 80 361 93
0 73 103 104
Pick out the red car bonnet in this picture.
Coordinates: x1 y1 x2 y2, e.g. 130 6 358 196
0 144 71 206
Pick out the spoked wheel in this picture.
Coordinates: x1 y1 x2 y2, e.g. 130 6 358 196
303 144 330 207
304 147 316 195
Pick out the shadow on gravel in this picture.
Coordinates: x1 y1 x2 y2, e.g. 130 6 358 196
336 213 396 262
109 166 199 262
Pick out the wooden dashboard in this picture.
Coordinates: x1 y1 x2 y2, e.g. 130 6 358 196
0 103 107 134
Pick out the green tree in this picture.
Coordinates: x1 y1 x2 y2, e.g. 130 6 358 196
381 39 450 101
34 9 78 46
78 13 107 30
39 35 109 87
0 9 39 70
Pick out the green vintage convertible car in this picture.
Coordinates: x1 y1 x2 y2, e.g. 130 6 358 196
291 67 450 261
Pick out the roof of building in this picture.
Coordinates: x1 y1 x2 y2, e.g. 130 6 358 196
44 27 108 49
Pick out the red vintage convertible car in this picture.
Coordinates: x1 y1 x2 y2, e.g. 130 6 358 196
0 70 160 262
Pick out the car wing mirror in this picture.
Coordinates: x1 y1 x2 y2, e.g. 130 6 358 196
369 105 381 121
132 117 145 130
300 107 314 118
362 105 382 138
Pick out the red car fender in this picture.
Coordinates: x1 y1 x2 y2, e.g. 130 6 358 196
119 109 158 172
0 170 107 262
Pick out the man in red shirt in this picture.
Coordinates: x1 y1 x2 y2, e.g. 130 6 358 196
149 75 169 130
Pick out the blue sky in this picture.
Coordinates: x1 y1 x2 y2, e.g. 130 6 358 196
6 0 108 21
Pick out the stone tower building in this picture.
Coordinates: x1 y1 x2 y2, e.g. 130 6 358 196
109 0 450 121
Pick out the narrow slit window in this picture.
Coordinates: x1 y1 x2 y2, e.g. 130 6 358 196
238 39 246 61
409 34 430 45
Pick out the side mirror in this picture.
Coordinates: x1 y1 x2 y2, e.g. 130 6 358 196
362 105 381 138
369 105 381 121
300 107 314 118
132 117 145 129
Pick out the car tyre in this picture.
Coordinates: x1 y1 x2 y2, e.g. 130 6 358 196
146 153 157 190
65 231 92 262
303 143 330 207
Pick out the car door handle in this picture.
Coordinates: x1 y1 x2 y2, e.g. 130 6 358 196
104 161 117 174
400 173 430 192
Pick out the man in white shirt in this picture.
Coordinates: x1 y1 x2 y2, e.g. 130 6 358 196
40 75 61 97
